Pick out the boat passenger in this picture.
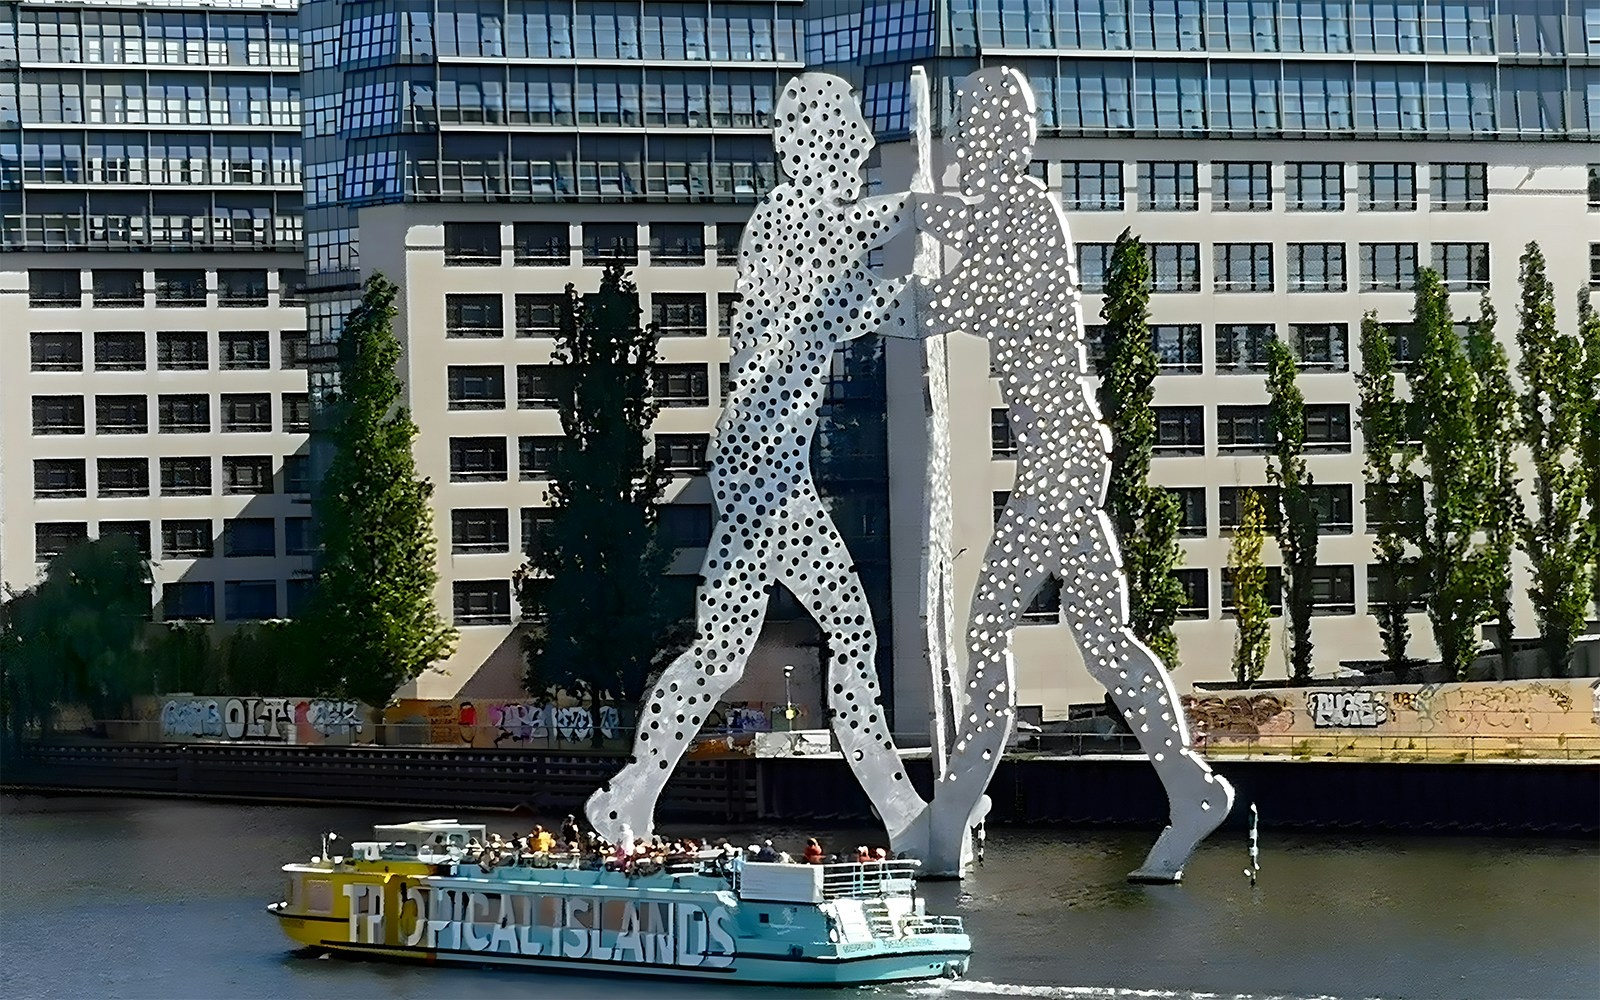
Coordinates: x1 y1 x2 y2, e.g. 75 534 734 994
803 838 825 864
874 847 888 862
560 815 581 847
756 840 779 862
533 825 556 853
857 845 872 863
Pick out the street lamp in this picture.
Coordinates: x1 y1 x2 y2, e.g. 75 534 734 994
783 664 795 731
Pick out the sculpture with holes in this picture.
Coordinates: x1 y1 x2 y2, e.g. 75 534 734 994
585 73 931 851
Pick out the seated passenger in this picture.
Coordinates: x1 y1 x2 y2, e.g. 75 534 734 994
803 838 825 865
755 840 779 863
533 825 556 853
561 815 581 847
857 845 872 864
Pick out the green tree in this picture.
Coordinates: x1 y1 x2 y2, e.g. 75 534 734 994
308 273 456 707
1265 337 1317 684
1356 312 1417 672
1465 292 1522 678
1515 244 1591 677
1228 489 1272 685
1097 230 1185 668
516 267 685 742
1580 289 1600 617
1412 267 1486 679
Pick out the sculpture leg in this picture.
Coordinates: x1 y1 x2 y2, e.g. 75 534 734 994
777 489 928 850
585 535 772 845
1060 511 1235 882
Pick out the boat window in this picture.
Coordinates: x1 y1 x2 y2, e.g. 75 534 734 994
305 879 333 914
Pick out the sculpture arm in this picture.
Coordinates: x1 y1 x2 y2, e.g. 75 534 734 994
844 192 913 249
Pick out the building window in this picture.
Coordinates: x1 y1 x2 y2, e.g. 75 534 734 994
1215 243 1273 292
522 508 556 560
33 395 86 435
1364 481 1425 532
1149 243 1202 292
1291 323 1349 372
660 504 714 549
163 582 216 622
218 269 268 306
517 365 562 408
1366 561 1428 613
445 222 501 266
35 522 88 562
513 222 569 265
1217 405 1273 452
1212 162 1271 211
93 269 144 307
161 520 213 559
1137 161 1199 210
30 269 81 307
450 437 509 482
518 436 563 479
1310 484 1354 534
1151 324 1202 373
453 580 512 626
991 409 1017 458
451 509 510 554
1286 162 1344 212
446 294 504 338
158 332 209 370
35 458 87 499
1359 243 1418 291
716 223 745 264
653 293 708 336
1222 565 1284 616
287 580 314 616
220 331 271 370
285 518 315 556
1590 165 1600 209
1062 161 1124 211
583 222 638 264
1153 406 1205 454
1170 486 1207 536
221 394 272 433
1306 404 1352 451
97 458 149 498
1431 243 1490 291
284 454 311 495
650 222 705 265
154 269 206 306
515 293 565 338
223 518 276 558
1219 486 1281 532
1311 565 1356 615
1077 243 1116 294
1175 568 1209 619
448 366 507 410
653 364 710 407
88 332 143 372
222 457 274 495
160 458 212 496
279 270 307 305
656 434 709 473
1591 244 1600 289
282 393 311 433
30 332 83 371
1018 578 1063 624
280 331 310 369
718 294 742 337
1287 243 1346 292
1430 163 1487 211
225 581 278 622
1359 163 1416 210
96 394 148 434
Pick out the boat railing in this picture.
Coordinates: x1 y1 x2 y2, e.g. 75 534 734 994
820 860 921 899
900 914 966 936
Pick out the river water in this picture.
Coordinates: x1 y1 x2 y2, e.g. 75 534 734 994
1 795 1595 1000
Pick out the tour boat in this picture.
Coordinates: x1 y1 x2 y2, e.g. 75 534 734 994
267 819 972 986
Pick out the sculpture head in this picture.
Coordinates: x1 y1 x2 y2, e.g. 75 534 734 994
774 73 873 204
955 68 1037 192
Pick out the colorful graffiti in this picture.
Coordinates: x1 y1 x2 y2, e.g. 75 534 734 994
389 700 622 748
1180 694 1293 737
155 696 369 745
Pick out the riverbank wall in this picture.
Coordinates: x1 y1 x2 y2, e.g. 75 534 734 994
4 741 1595 836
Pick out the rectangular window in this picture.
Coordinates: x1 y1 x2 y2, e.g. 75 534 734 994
222 456 274 495
1431 243 1490 291
1305 403 1352 451
1222 565 1284 616
453 580 512 625
1359 162 1416 210
30 332 83 371
991 408 1017 458
444 222 501 265
1219 486 1282 532
154 269 206 306
35 522 88 561
451 509 510 554
97 458 149 498
89 332 144 372
1138 161 1199 210
660 504 714 549
515 293 565 337
1154 406 1205 454
650 222 705 265
284 454 312 495
161 519 213 559
1366 561 1427 613
1292 323 1349 372
1077 243 1116 294
716 223 745 264
280 331 310 369
513 222 569 265
285 518 315 556
93 269 144 307
1364 480 1424 531
1430 163 1487 211
220 393 272 433
446 294 504 338
1217 404 1273 451
160 457 211 496
583 222 638 264
1170 486 1207 536
1152 324 1202 373
1212 161 1271 210
158 332 208 370
223 518 276 558
30 269 81 307
163 582 216 622
95 394 148 434
450 437 508 481
1359 243 1419 291
1019 578 1063 624
35 458 87 499
653 364 710 407
1288 243 1346 292
447 365 506 410
522 507 556 560
518 436 563 479
217 269 268 306
1149 243 1202 292
225 581 278 622
1310 483 1354 534
219 331 270 369
279 269 307 305
33 395 86 435
1286 162 1344 211
653 293 708 336
1592 244 1600 289
99 522 151 559
656 434 709 473
1062 161 1124 211
1175 568 1209 619
1311 565 1356 615
517 365 562 408
282 393 311 433
1214 243 1274 292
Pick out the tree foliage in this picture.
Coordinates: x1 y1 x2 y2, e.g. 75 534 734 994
307 273 456 707
1097 230 1185 668
1356 312 1417 671
516 266 686 736
1514 244 1591 677
1412 267 1486 680
1228 489 1271 685
1465 292 1522 678
1265 337 1317 684
1580 289 1600 618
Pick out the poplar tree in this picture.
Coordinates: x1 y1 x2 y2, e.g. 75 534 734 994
309 274 457 708
1228 489 1271 685
1412 268 1485 680
1356 312 1415 671
1514 244 1591 677
1580 289 1600 617
1265 338 1316 684
1097 230 1185 668
1465 292 1522 678
516 267 684 741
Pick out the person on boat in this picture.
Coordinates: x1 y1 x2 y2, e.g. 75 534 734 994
873 847 889 862
856 845 872 864
803 838 825 864
533 825 556 853
560 814 581 847
755 840 779 863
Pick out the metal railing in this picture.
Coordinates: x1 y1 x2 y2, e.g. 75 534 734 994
902 915 965 936
1198 732 1600 762
820 860 919 900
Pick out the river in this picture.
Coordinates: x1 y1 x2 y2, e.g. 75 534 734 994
0 795 1594 1000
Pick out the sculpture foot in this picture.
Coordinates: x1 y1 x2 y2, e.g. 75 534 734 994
885 799 932 862
1128 766 1236 884
585 770 658 847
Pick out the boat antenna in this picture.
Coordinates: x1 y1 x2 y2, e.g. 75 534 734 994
321 830 338 862
1244 803 1259 885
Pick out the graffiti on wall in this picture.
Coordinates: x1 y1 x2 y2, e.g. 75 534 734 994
392 701 622 748
157 696 367 744
1180 694 1292 737
1306 690 1389 728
